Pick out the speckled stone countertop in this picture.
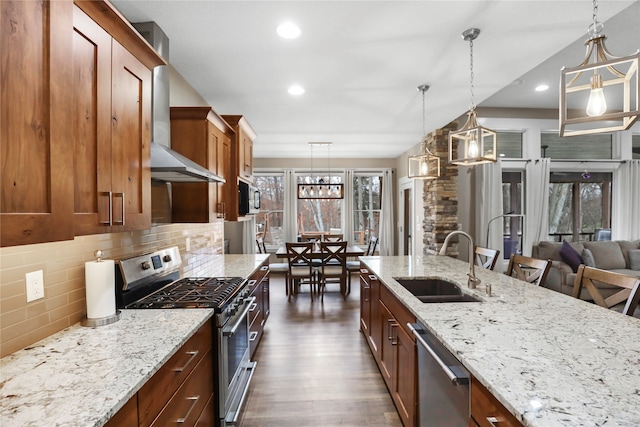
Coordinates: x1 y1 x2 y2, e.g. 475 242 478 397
0 254 269 427
360 255 640 427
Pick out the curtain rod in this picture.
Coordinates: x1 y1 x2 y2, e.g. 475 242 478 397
533 159 627 164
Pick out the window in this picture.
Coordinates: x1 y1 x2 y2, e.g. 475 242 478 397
541 133 612 159
497 132 523 159
297 174 343 234
548 172 612 242
254 174 285 246
501 172 523 258
353 174 382 246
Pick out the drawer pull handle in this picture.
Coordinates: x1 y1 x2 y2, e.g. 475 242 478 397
176 395 200 423
260 265 268 271
172 350 199 373
249 331 258 341
487 416 499 426
249 302 258 311
248 279 257 286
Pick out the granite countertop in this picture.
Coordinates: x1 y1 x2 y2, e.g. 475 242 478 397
360 255 640 427
0 254 269 427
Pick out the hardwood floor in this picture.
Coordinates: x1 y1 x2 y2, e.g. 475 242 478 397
239 273 402 427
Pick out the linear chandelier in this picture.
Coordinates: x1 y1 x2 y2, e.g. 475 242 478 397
408 84 440 179
560 0 639 137
297 142 344 199
448 28 497 166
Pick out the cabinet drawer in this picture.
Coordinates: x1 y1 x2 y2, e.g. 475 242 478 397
471 377 522 427
105 395 138 427
150 349 214 427
379 284 416 337
139 322 212 427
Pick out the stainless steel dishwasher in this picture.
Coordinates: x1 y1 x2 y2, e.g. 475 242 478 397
408 323 470 427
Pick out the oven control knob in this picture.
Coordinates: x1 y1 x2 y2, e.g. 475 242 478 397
229 304 238 315
141 261 151 270
163 255 172 262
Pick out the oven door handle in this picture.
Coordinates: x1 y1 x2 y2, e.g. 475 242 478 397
223 297 256 337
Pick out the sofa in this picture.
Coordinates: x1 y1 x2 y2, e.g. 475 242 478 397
532 239 640 299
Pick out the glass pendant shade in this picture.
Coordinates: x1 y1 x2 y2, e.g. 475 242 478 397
408 148 440 179
560 30 639 136
449 110 497 166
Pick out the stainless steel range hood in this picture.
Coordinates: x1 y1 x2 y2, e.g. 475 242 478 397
134 22 223 183
151 142 225 183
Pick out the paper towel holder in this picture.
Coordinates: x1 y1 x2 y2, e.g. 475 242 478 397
81 250 121 328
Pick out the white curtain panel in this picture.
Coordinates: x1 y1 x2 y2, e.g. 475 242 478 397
379 169 395 255
524 158 550 255
344 170 355 245
284 169 298 242
612 159 640 240
242 216 256 254
476 159 504 255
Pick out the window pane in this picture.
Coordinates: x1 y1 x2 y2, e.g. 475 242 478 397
353 175 382 245
633 134 640 159
541 133 612 159
501 172 523 258
497 132 523 158
298 199 342 233
548 172 612 242
254 175 284 246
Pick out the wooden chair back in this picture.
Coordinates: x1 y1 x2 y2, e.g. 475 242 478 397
366 236 379 256
572 265 640 316
505 254 551 286
256 237 267 254
320 241 347 270
475 246 500 270
322 233 344 242
300 234 321 243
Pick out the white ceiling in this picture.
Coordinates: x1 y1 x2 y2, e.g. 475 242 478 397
111 0 639 159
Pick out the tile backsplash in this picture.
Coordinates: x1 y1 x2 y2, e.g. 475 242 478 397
0 222 224 358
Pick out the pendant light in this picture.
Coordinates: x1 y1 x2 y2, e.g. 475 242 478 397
448 28 497 166
560 0 639 137
408 85 440 179
297 142 344 199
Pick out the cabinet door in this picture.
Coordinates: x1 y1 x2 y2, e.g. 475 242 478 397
378 301 395 387
72 6 113 236
369 275 382 361
105 395 138 427
1 0 74 247
393 323 416 427
110 40 151 232
360 273 371 336
241 132 253 181
217 133 231 219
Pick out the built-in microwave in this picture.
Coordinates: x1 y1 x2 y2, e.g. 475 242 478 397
239 181 260 215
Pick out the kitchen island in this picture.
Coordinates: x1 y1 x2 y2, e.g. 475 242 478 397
361 255 640 427
0 254 268 427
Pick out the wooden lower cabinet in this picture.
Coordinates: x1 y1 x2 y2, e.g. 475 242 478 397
106 321 214 427
361 270 417 427
470 377 523 427
249 262 270 358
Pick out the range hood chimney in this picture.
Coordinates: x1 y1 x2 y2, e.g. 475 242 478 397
133 22 224 183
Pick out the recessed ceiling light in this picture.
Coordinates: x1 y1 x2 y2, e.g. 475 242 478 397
277 22 301 39
288 84 305 96
535 84 549 92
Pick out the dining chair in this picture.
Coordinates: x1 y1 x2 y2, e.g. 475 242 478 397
285 242 316 301
346 236 379 294
474 246 500 270
572 265 640 316
505 254 551 287
300 234 321 243
317 241 348 301
257 237 290 294
322 233 344 242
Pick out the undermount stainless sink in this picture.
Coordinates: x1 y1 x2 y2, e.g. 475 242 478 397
394 278 481 303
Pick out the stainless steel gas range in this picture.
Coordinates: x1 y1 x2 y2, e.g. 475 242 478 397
115 246 256 427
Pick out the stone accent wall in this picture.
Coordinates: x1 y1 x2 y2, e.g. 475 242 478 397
422 124 460 255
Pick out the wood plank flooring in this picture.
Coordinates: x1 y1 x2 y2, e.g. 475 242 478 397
239 273 402 427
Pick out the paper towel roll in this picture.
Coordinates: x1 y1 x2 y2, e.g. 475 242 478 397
85 259 116 319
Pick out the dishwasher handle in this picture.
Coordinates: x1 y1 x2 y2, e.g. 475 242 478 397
408 323 469 386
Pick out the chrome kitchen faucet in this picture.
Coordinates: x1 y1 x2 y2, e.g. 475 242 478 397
438 231 482 291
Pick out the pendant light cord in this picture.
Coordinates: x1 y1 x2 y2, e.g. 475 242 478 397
469 38 475 112
589 0 602 36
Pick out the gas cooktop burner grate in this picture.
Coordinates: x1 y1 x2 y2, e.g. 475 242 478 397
126 276 246 310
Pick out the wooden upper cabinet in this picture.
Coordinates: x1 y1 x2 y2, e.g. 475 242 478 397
222 115 257 183
1 0 75 247
170 107 234 223
72 2 162 236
